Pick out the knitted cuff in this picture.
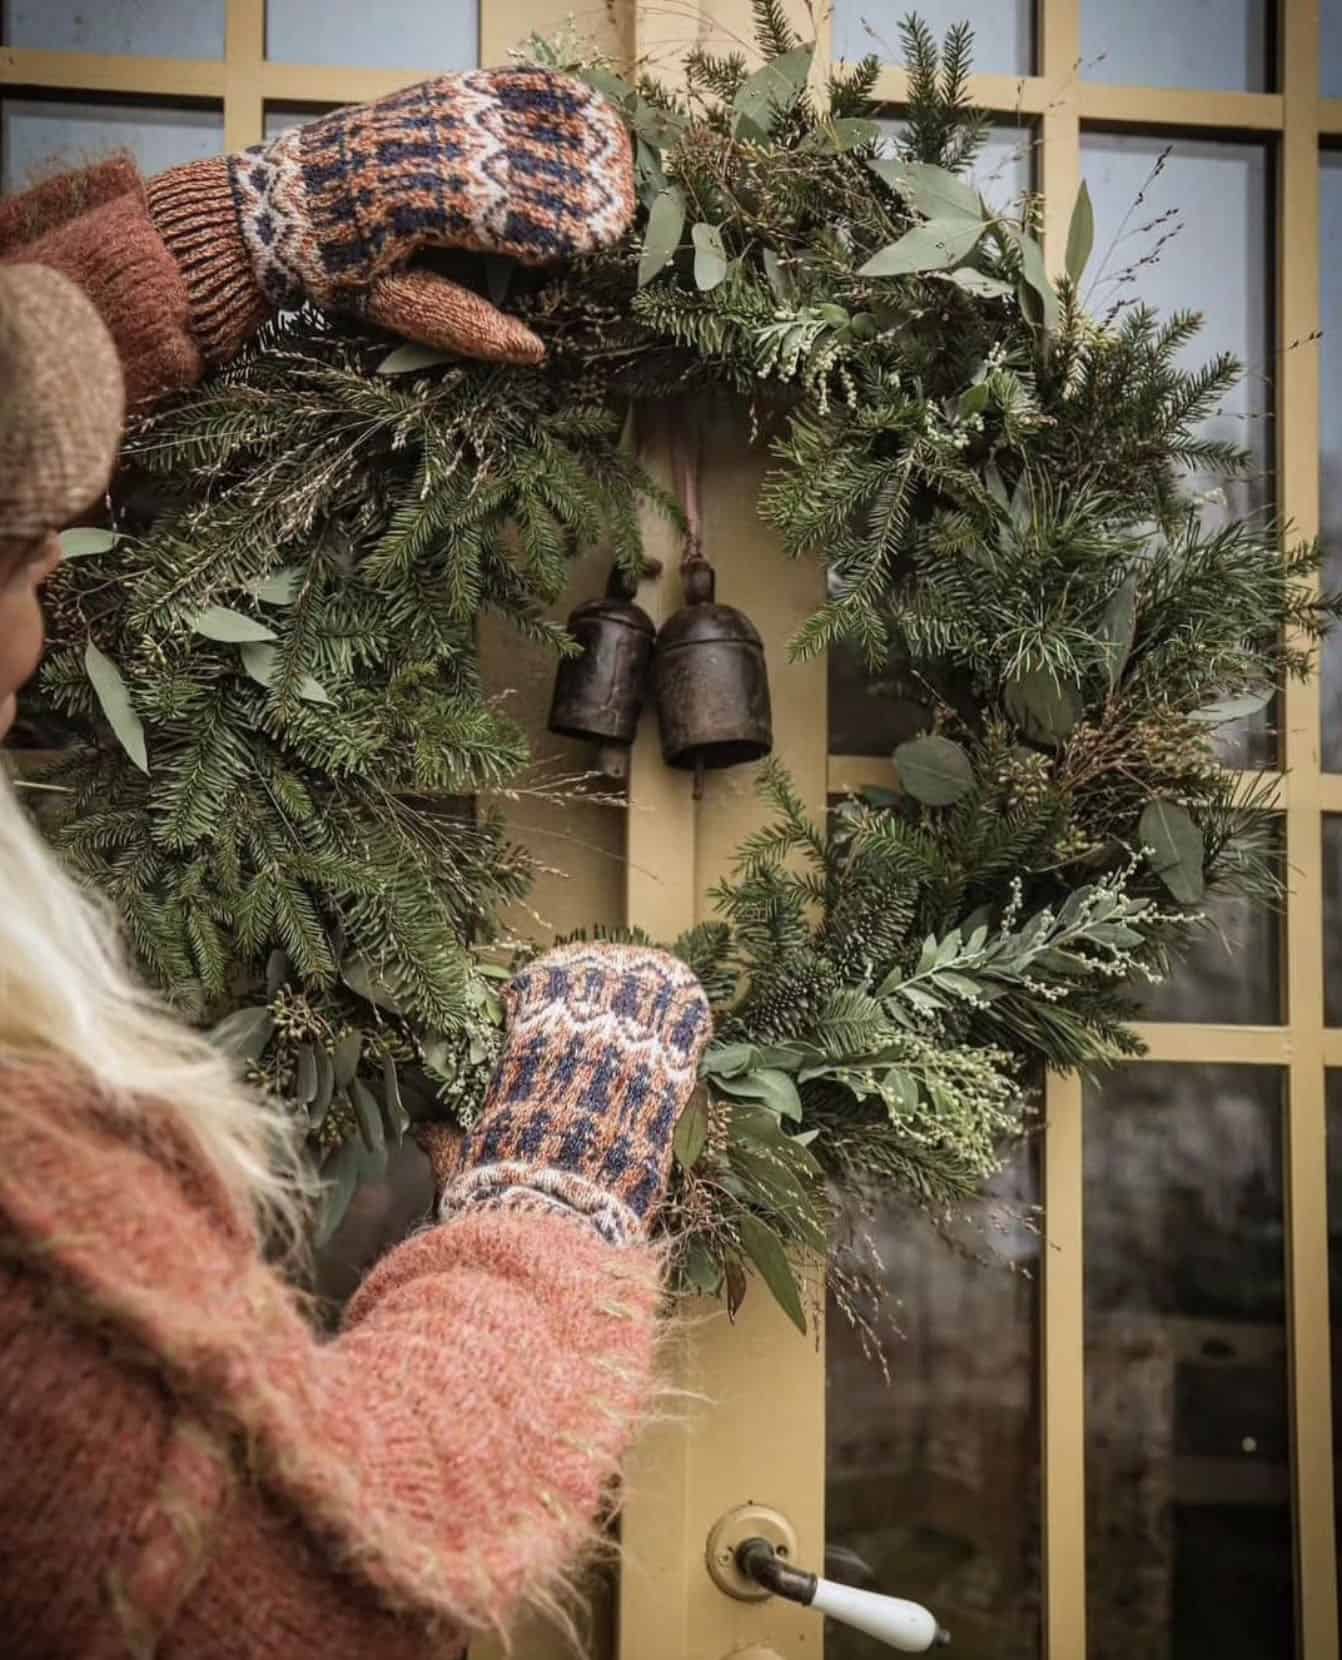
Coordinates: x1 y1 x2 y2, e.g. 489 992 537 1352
146 157 270 367
4 189 204 411
438 1161 642 1249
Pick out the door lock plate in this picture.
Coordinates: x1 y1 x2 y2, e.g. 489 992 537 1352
705 1504 799 1602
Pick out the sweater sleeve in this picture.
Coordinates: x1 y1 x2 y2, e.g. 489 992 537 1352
171 1211 662 1654
0 1070 662 1659
0 161 205 408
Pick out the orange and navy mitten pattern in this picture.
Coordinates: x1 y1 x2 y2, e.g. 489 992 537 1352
437 944 711 1247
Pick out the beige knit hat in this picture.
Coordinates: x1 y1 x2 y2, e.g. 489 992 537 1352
0 263 124 550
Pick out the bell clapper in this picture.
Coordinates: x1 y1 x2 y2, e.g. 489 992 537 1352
693 752 705 802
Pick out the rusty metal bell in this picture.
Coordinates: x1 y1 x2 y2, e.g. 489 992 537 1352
548 564 656 778
655 557 773 779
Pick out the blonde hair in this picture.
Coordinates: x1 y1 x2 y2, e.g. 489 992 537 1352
0 768 311 1244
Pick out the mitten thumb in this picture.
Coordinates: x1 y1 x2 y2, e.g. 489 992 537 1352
415 1121 469 1197
366 270 545 366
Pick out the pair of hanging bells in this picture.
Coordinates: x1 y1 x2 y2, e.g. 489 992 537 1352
548 556 772 786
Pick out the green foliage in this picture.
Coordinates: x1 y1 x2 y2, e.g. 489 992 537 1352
22 12 1339 1326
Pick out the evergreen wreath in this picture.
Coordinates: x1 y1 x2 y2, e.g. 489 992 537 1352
20 9 1338 1325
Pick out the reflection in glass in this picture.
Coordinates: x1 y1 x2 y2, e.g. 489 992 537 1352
1325 1073 1342 1597
1327 0 1342 99
1 100 224 194
1081 132 1274 770
1084 1065 1292 1660
263 106 338 143
1320 154 1342 768
833 0 1033 78
1133 821 1282 1025
826 1143 1041 1658
265 0 477 70
1321 817 1342 1024
1 0 225 59
1081 0 1270 92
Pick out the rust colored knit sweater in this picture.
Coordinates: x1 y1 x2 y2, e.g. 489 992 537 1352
0 1062 661 1658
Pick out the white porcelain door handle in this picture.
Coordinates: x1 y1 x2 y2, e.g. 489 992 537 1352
735 1537 949 1653
809 1576 943 1652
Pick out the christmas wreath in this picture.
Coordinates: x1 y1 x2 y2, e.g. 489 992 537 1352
21 9 1336 1325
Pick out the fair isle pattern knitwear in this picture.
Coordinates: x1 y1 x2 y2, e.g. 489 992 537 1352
229 68 636 312
439 944 711 1242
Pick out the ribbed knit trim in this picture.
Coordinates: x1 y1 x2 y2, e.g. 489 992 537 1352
439 1163 642 1249
146 157 269 366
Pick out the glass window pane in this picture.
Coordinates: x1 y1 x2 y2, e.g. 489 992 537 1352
1 0 225 59
1132 819 1282 1024
834 0 1033 78
263 105 339 142
1320 153 1342 768
1321 815 1342 1024
1082 0 1270 92
1084 1065 1293 1660
1081 131 1274 769
826 1144 1042 1658
829 123 1035 758
265 0 477 70
1 99 224 194
1326 0 1342 98
1326 1073 1342 1590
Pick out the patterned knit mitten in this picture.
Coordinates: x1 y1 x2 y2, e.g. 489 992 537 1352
145 67 634 370
422 944 711 1248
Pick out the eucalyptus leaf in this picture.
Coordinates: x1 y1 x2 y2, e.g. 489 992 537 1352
60 527 122 558
869 158 984 223
314 1140 362 1247
309 1045 334 1128
377 343 457 375
84 640 148 773
635 135 667 203
342 953 405 1013
1139 799 1205 904
809 116 880 152
938 267 1014 299
239 641 330 704
681 1241 723 1296
1066 179 1094 284
724 1255 749 1319
382 1056 407 1146
1007 226 1059 330
210 1005 274 1064
1188 690 1273 725
673 1087 709 1170
350 1079 385 1153
266 946 290 997
332 1030 361 1090
732 44 814 132
1005 667 1083 747
703 1041 758 1077
294 1043 318 1105
692 221 728 291
638 187 685 287
630 96 687 149
893 734 975 806
738 1213 807 1334
714 1067 803 1121
884 1068 919 1115
574 65 635 108
192 606 276 644
1097 575 1139 691
762 247 792 303
859 217 984 277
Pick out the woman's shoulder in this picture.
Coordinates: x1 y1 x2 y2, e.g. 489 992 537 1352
0 1054 258 1290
